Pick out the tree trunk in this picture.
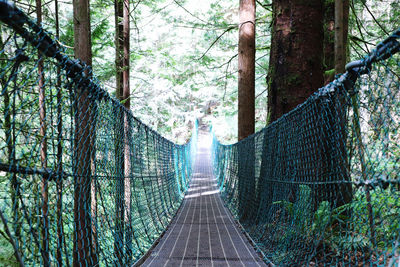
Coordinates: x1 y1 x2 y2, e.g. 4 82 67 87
238 0 255 141
267 0 324 123
55 1 65 265
335 0 344 74
262 0 324 213
54 1 70 265
115 0 124 100
36 1 49 265
72 0 97 265
333 0 352 211
323 0 349 80
263 0 352 213
122 0 132 263
323 0 335 84
115 0 131 263
322 0 353 210
114 0 124 263
237 0 255 223
122 0 130 110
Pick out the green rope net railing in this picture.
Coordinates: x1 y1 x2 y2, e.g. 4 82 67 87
0 2 197 266
212 29 400 265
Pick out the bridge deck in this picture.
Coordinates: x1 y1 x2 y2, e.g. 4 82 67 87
141 131 265 267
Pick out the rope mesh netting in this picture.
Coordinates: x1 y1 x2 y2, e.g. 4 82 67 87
212 29 400 265
0 2 197 266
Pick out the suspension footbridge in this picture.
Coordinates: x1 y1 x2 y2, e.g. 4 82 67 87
0 1 399 266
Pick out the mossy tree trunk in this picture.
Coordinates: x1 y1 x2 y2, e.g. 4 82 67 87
260 0 324 214
261 0 352 213
323 0 335 84
266 0 324 123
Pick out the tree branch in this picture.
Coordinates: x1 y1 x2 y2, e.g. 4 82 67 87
223 54 238 101
361 1 389 35
256 0 272 11
0 210 25 266
349 35 375 46
197 26 236 60
350 0 370 53
256 87 268 99
173 0 207 24
206 54 238 70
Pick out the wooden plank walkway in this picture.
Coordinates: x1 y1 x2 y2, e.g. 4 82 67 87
141 131 266 267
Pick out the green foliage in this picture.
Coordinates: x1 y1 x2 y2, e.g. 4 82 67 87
352 187 400 246
271 184 400 259
9 0 399 143
2 0 400 266
0 235 18 267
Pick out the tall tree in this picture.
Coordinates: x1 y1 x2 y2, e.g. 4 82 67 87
114 1 124 264
333 0 352 212
266 0 324 123
115 0 132 264
335 0 349 74
72 0 97 265
115 0 123 100
262 0 323 214
237 0 255 223
323 0 335 84
36 0 49 265
264 0 352 212
322 0 349 82
238 0 255 141
54 0 67 265
122 0 132 263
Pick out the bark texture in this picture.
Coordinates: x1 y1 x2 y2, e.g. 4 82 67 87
267 0 324 123
262 0 324 214
123 0 130 109
122 1 132 264
114 0 124 263
72 0 97 265
237 0 255 223
238 0 255 141
323 0 335 84
54 1 66 265
334 0 352 213
335 0 349 74
115 0 132 264
264 0 352 214
36 1 50 265
115 0 123 100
